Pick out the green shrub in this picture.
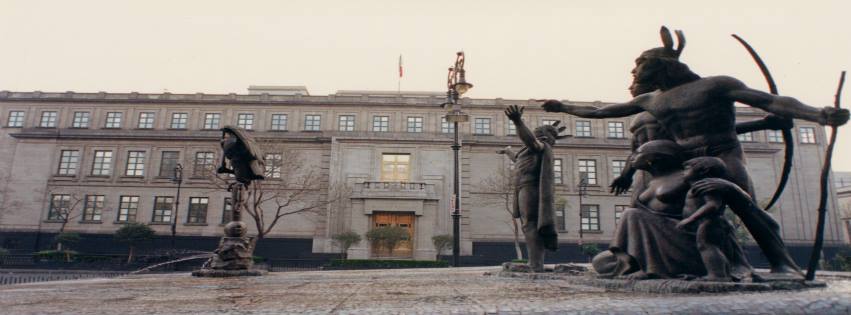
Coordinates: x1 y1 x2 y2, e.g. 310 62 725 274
114 223 155 264
511 259 528 263
328 259 449 269
580 244 601 258
35 250 78 262
431 234 453 260
831 251 851 271
252 256 266 263
54 232 81 251
365 226 410 256
0 247 8 259
331 231 362 259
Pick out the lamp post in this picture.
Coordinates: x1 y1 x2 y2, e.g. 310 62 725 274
444 51 472 267
170 163 183 249
577 175 588 245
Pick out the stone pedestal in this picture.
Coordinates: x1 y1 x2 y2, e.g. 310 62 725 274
193 221 262 277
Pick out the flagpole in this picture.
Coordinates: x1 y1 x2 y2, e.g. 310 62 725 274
398 54 402 94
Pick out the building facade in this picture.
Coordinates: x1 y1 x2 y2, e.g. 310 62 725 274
0 89 846 263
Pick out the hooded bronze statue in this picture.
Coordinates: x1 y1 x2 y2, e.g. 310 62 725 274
217 126 265 185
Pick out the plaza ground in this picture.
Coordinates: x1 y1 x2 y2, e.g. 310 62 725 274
1 267 850 314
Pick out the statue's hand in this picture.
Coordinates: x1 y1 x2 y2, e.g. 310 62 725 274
609 175 633 195
496 146 512 155
541 100 564 113
821 106 850 127
764 114 793 130
504 105 524 121
691 178 735 197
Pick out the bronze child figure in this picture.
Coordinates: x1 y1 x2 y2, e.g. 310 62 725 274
501 105 569 272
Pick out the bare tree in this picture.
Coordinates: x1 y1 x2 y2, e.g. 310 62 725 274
208 148 350 241
41 189 85 251
475 158 523 261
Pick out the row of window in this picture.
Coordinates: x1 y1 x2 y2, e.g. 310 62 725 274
48 194 232 224
552 204 630 232
737 127 818 144
5 110 632 138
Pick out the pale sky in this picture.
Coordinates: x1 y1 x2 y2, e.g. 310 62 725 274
1 0 850 169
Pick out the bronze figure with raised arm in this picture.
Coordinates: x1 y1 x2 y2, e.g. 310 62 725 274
543 26 849 276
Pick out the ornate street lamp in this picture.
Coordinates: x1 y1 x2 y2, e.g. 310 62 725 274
443 52 472 267
577 174 589 245
170 163 183 249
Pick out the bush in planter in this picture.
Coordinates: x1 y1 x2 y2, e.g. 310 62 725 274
328 259 449 269
0 247 8 261
114 223 155 264
580 244 601 259
332 231 362 260
54 232 81 251
35 250 79 262
431 234 452 261
831 251 851 271
365 226 409 256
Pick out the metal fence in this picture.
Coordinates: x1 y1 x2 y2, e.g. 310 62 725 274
0 270 126 286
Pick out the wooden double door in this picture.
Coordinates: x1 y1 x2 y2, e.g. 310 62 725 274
371 212 414 258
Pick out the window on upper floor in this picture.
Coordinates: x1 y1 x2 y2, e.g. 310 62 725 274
473 118 492 135
612 160 626 179
193 152 215 177
57 150 80 176
170 113 189 129
381 153 410 182
237 113 254 130
40 111 58 128
91 150 113 176
407 116 423 133
575 120 592 137
105 112 122 128
271 114 288 131
800 127 816 144
187 197 209 224
338 115 355 132
152 196 174 223
203 113 221 130
578 159 597 185
373 116 390 132
766 130 783 143
507 120 517 135
82 195 104 222
159 151 180 178
737 132 754 142
607 121 625 139
117 196 139 223
441 117 455 134
125 151 146 177
6 111 25 127
137 112 155 129
72 112 90 128
554 158 563 184
304 115 321 131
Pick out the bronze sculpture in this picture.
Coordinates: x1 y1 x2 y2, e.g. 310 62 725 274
193 126 266 276
500 105 569 272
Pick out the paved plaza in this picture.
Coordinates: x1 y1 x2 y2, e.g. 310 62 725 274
1 267 850 314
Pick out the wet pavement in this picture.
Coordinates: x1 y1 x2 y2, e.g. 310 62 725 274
1 266 850 314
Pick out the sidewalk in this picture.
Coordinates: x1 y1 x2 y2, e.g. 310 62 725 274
1 266 849 314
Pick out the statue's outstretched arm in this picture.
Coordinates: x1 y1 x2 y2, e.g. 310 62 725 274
496 146 517 163
505 105 544 152
540 96 647 118
724 77 849 126
735 114 793 134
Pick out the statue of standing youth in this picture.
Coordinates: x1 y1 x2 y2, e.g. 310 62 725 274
501 105 569 272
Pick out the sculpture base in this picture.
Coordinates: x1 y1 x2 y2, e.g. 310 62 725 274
501 262 588 275
496 268 826 293
191 269 267 277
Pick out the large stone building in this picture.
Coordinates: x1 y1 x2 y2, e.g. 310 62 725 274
0 88 847 264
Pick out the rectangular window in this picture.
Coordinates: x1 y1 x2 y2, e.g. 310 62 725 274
159 151 180 178
117 196 139 223
105 112 122 128
222 198 233 224
338 115 355 131
203 113 221 130
615 205 627 223
304 115 321 131
264 153 283 179
554 158 563 184
152 196 174 223
441 117 455 134
473 118 492 135
381 154 410 181
507 120 517 135
737 132 754 142
237 113 254 130
72 112 90 128
137 112 155 129
541 119 558 126
82 195 104 221
612 160 626 179
170 113 188 129
576 120 592 137
372 116 390 132
607 121 625 138
766 130 783 143
40 111 58 128
556 201 566 231
187 197 209 224
578 159 597 185
271 114 288 131
57 150 80 176
407 116 423 133
581 204 600 231
800 127 816 144
91 150 113 176
6 111 25 127
125 151 146 177
193 152 215 177
47 194 71 221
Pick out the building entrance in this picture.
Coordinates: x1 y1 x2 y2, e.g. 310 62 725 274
371 212 414 258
